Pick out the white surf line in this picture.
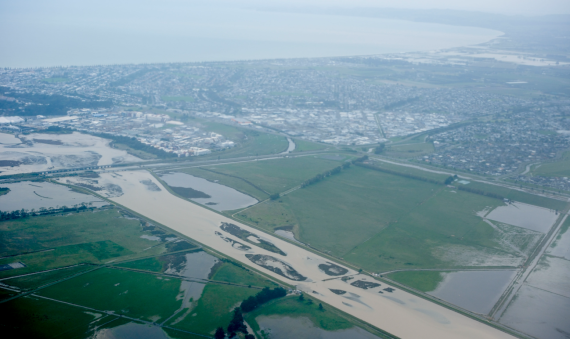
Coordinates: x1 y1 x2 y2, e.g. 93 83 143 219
100 170 516 339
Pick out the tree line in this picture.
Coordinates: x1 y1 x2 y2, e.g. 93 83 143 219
0 204 95 221
301 155 369 189
355 162 445 186
457 186 504 200
215 287 287 339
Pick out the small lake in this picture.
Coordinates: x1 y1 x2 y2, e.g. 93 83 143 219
177 251 218 308
257 316 381 339
93 322 169 339
0 181 105 212
428 270 517 315
485 202 558 233
160 172 258 211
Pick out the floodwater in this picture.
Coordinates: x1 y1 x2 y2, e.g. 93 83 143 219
275 230 303 245
176 251 218 308
0 133 20 145
428 270 517 315
0 132 141 176
548 222 570 260
500 284 570 339
281 138 296 154
93 322 169 339
485 202 558 233
0 181 105 212
160 172 258 211
257 316 381 339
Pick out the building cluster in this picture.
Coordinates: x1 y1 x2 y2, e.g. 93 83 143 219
421 108 570 176
15 109 235 157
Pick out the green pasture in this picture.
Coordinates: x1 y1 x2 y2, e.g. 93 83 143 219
533 150 570 178
0 295 112 338
387 271 444 292
292 139 328 152
462 181 567 210
3 265 95 291
367 159 449 182
38 268 182 322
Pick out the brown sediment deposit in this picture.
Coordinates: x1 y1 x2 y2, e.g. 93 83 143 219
99 170 515 339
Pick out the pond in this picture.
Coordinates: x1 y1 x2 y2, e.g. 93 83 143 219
485 202 558 233
93 322 169 339
257 316 381 339
427 270 517 315
159 172 258 211
0 181 105 212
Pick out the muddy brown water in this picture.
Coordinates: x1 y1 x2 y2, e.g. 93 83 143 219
159 172 258 211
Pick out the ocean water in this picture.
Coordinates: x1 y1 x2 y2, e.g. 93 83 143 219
0 1 501 67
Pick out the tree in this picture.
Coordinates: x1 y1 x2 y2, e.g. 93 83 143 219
444 175 455 185
227 307 247 336
215 327 225 339
269 193 280 200
374 144 385 154
245 335 255 339
319 303 324 311
299 293 304 301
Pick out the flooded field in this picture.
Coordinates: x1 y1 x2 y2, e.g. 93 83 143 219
172 251 218 309
98 170 515 339
257 316 381 339
485 202 558 233
0 132 20 145
525 256 570 298
0 181 105 212
160 172 258 211
93 322 169 339
0 132 141 175
499 284 570 339
548 224 570 260
427 270 517 314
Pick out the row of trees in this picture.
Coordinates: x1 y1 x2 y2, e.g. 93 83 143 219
0 204 93 221
214 287 287 339
457 186 505 200
355 162 445 186
301 160 356 188
241 287 287 312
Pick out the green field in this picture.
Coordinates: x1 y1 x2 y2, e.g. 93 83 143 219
387 271 444 292
2 265 96 291
0 208 178 278
239 165 541 272
292 139 328 152
460 181 567 210
178 155 349 199
386 142 434 158
1 295 114 338
38 268 182 322
533 150 570 177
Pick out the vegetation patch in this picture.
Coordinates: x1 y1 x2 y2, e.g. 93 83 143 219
388 271 444 292
170 186 211 199
221 223 285 256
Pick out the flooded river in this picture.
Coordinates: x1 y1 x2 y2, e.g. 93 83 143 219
0 181 105 212
159 172 258 211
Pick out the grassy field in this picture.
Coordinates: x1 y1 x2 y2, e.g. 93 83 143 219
533 150 570 177
368 159 449 182
240 165 539 272
0 295 113 338
460 181 567 210
211 262 278 288
2 265 96 291
38 268 182 322
179 155 348 198
240 166 439 256
0 208 176 278
387 271 444 292
385 142 434 158
292 139 328 152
